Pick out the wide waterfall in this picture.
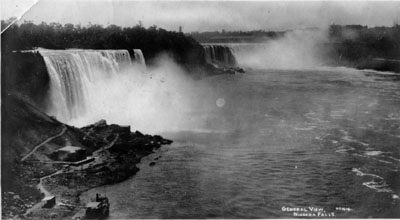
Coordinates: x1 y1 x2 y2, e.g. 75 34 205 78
217 31 327 69
203 38 325 70
38 49 145 122
202 45 237 67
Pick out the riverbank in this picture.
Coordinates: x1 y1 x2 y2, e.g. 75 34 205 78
326 58 400 74
23 120 172 220
356 58 400 74
1 95 172 219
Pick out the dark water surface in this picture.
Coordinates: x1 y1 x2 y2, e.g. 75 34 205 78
82 68 400 218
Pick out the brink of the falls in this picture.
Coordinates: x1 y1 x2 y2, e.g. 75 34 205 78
38 49 146 122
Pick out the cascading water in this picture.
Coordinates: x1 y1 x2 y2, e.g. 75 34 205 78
226 43 270 68
133 49 146 68
213 30 328 69
38 49 143 122
202 45 237 67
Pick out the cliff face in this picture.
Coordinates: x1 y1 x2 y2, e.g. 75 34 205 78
2 95 60 163
1 94 173 219
1 95 67 217
1 52 50 111
1 95 78 189
1 94 90 217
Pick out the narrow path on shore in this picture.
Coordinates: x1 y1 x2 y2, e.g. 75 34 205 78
24 133 119 216
21 125 67 162
93 134 119 155
24 170 64 215
38 170 63 197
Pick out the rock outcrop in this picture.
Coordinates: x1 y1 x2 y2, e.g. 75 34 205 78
1 94 172 219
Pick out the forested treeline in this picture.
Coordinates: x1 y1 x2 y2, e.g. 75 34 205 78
328 24 400 61
326 24 400 72
189 29 286 43
2 20 400 72
1 20 205 66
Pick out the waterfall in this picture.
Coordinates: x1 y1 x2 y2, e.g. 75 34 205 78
226 43 271 68
38 49 145 122
202 45 237 67
133 49 146 67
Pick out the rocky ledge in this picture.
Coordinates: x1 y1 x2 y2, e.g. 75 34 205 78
2 101 172 219
30 120 171 220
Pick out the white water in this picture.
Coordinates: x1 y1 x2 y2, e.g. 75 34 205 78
202 44 237 67
39 49 143 122
133 49 146 69
216 29 328 69
40 50 198 133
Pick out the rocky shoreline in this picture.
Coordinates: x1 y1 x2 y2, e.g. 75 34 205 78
1 57 242 219
2 111 172 219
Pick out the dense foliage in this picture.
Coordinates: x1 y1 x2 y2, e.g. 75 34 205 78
328 24 400 61
1 20 205 66
1 20 399 71
189 29 285 43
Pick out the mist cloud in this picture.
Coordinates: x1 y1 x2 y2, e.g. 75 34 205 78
232 29 329 70
69 54 206 134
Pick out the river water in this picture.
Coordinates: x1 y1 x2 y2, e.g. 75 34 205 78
82 67 400 218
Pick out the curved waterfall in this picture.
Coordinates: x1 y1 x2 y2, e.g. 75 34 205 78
38 49 146 122
202 45 237 67
133 49 146 67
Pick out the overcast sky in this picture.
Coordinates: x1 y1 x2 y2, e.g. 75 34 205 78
2 0 400 32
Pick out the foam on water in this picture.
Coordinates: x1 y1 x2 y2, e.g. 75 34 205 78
353 154 394 164
352 168 383 179
304 112 330 123
339 129 370 147
352 168 400 200
387 156 400 163
335 146 355 153
330 110 347 119
384 113 400 121
293 126 317 131
363 181 393 193
364 151 385 156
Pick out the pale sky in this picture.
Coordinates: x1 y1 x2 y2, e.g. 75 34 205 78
2 0 400 32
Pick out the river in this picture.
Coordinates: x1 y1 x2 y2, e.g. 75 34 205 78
81 67 400 218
